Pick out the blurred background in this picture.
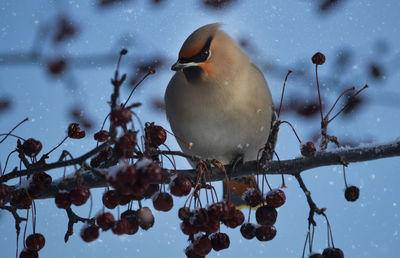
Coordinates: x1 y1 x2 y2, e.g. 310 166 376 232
1 0 400 257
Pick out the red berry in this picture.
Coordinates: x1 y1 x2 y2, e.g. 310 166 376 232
152 192 173 212
169 175 192 197
22 138 42 157
80 224 99 242
110 108 132 127
145 122 167 147
301 141 316 157
185 246 204 258
309 253 324 258
255 225 276 241
210 232 230 251
26 233 45 251
107 165 138 193
55 191 71 209
256 205 277 226
142 184 159 199
96 212 115 230
240 223 256 240
102 190 119 209
322 247 344 258
180 221 199 235
0 184 10 202
243 188 263 207
67 123 86 139
121 210 139 235
312 52 326 65
345 185 360 202
140 161 162 184
178 207 191 221
190 208 209 228
193 235 212 256
137 207 154 230
115 131 137 158
94 130 109 142
19 248 38 258
112 219 130 235
70 188 90 206
265 189 286 208
10 190 32 208
223 209 244 228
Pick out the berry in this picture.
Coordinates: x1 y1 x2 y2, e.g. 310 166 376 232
112 219 130 235
120 49 128 55
256 205 277 226
110 108 132 127
96 212 115 231
223 209 244 228
142 183 159 199
22 138 42 157
67 123 86 139
121 210 139 235
255 225 276 241
309 253 324 258
210 232 230 251
107 165 138 193
10 190 32 208
322 247 344 258
240 223 257 240
265 189 286 208
180 221 199 235
185 246 204 258
193 235 212 256
102 190 119 209
345 185 360 202
0 183 10 201
137 207 154 230
80 224 99 242
190 208 209 228
94 130 109 142
301 141 316 157
178 207 191 221
169 175 192 197
140 161 162 184
145 122 167 147
19 248 38 258
26 233 45 251
69 188 90 206
152 192 173 212
55 191 71 209
115 131 137 158
312 52 326 65
243 188 263 207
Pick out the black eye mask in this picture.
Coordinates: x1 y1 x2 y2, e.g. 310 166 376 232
179 36 212 64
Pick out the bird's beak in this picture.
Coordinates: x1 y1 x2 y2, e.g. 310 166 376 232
171 61 198 71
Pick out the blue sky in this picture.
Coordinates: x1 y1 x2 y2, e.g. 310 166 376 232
1 1 400 257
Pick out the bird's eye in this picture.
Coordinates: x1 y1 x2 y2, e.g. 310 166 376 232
179 37 212 64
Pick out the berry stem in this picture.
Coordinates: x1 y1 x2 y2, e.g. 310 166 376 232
277 70 292 119
44 136 68 157
315 64 324 122
0 117 28 144
280 120 302 144
325 86 355 120
122 70 153 108
273 151 286 188
343 165 348 188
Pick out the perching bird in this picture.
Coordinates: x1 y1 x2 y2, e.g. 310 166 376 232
165 23 274 207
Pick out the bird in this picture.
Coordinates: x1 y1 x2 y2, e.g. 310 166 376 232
165 23 274 207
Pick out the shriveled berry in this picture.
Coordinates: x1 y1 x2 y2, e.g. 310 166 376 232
265 189 286 208
145 122 167 147
255 225 276 241
94 130 109 142
312 52 326 65
242 188 263 207
345 185 360 202
210 232 230 251
19 248 38 258
68 123 86 139
102 190 119 209
26 233 45 251
137 207 154 230
193 235 212 256
256 205 277 226
70 188 90 206
80 224 99 242
169 175 192 197
22 138 42 157
322 247 344 258
96 212 115 230
152 192 173 212
112 219 130 235
301 141 316 157
240 223 256 240
55 191 71 209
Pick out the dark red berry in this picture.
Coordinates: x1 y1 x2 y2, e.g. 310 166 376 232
312 52 326 65
120 49 128 55
309 253 324 258
322 247 344 258
193 235 212 256
10 190 32 208
96 212 115 230
19 248 38 258
255 225 276 241
90 147 112 168
107 165 138 193
210 232 230 251
115 131 137 158
223 209 244 228
223 200 236 219
180 221 199 235
121 210 139 235
256 205 277 226
0 184 10 202
169 175 192 197
152 192 173 212
145 122 167 147
301 141 316 157
47 58 67 75
178 207 191 221
94 130 109 142
112 219 130 235
70 188 90 206
142 183 159 199
207 202 224 219
240 223 257 240
140 161 162 184
110 108 132 127
243 188 263 207
80 224 99 242
68 123 86 139
185 246 204 258
137 207 154 230
191 208 209 228
26 233 45 251
265 189 286 208
102 190 119 209
55 191 71 209
345 185 360 202
22 138 42 157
